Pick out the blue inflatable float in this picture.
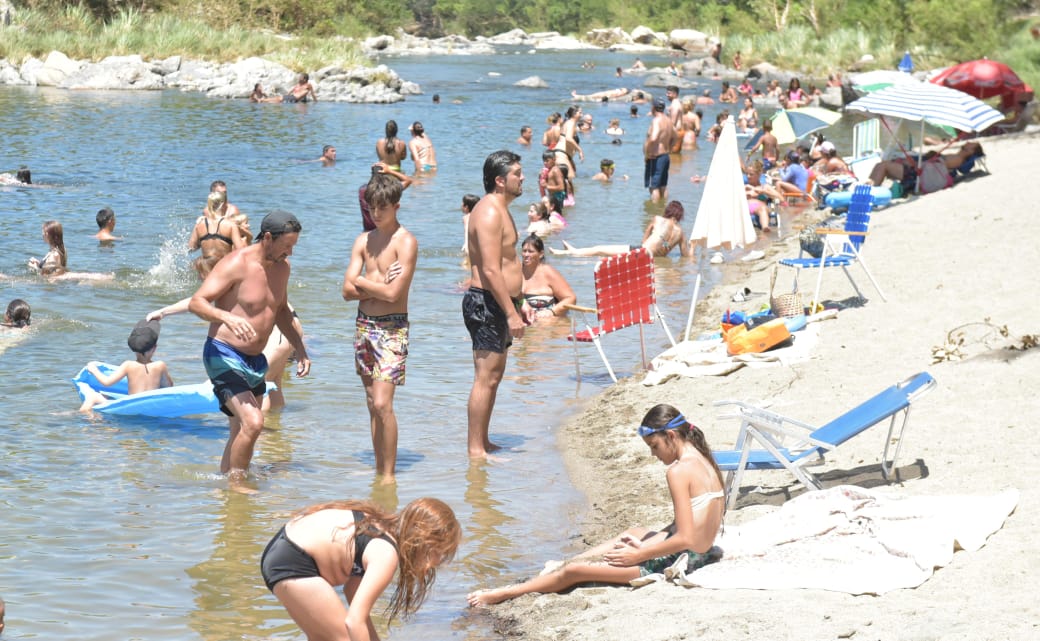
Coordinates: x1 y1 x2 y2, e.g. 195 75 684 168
72 362 274 418
823 186 892 211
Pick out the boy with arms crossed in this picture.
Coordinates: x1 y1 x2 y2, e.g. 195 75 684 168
342 173 418 484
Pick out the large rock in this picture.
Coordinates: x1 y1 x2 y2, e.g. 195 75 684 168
486 29 530 45
586 27 631 48
630 26 665 45
34 50 83 86
0 60 26 85
514 75 548 88
669 29 709 54
533 35 598 50
61 54 165 90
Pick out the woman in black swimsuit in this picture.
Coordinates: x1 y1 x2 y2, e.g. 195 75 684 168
260 498 461 639
188 191 244 278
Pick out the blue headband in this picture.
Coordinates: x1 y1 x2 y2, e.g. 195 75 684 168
637 413 687 437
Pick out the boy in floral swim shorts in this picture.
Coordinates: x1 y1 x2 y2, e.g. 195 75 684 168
342 173 418 484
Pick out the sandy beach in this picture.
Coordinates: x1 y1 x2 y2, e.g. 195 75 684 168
480 131 1040 640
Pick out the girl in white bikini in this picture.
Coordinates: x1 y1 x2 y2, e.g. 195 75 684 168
468 404 725 605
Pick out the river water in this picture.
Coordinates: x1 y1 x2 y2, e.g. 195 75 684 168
0 48 856 640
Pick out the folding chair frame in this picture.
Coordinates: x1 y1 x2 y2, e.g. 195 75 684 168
713 373 936 510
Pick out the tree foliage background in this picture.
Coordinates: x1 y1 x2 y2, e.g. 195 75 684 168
13 0 1040 66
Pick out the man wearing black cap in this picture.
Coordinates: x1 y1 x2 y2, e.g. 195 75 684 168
189 210 311 489
644 96 675 203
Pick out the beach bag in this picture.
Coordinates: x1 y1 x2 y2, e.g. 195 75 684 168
919 158 953 194
769 266 803 318
724 318 792 355
798 227 824 258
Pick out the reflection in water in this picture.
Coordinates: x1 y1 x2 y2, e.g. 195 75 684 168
186 492 290 641
461 462 516 579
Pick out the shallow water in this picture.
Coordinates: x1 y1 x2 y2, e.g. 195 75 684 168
0 49 857 639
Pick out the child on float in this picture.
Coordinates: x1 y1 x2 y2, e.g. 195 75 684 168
78 319 173 411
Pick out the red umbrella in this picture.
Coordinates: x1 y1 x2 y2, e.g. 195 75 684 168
930 59 1030 102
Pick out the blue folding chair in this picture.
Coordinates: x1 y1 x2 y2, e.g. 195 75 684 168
712 372 936 509
779 183 886 306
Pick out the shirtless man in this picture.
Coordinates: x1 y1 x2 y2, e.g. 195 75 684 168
666 85 684 154
285 73 317 103
318 145 337 166
94 207 119 243
189 210 310 488
517 126 533 146
746 119 779 170
463 150 533 459
342 173 418 484
644 97 676 203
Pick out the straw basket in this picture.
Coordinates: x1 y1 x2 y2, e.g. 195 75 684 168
770 266 802 317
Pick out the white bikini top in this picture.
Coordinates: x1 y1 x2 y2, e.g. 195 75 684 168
690 490 725 511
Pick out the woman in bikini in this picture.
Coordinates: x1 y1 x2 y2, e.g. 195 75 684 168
541 112 562 150
27 220 67 276
550 200 690 258
262 497 461 640
376 120 408 171
521 234 576 320
188 191 245 278
407 121 437 172
468 403 725 605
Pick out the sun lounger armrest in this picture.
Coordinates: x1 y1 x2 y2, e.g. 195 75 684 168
561 303 598 314
815 229 868 237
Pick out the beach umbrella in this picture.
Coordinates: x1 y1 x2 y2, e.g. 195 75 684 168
770 107 842 145
845 82 1004 133
850 69 920 94
898 51 914 73
692 120 758 252
929 58 1030 101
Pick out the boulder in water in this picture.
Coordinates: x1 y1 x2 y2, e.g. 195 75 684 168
514 75 548 88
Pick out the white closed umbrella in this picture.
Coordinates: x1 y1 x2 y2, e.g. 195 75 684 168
690 120 758 253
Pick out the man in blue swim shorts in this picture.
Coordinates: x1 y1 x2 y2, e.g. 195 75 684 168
189 210 310 489
643 96 675 203
463 150 533 460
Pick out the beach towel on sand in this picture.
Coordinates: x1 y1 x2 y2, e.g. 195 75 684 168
661 485 1018 595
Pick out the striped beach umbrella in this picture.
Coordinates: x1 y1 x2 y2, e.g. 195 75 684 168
845 82 1004 133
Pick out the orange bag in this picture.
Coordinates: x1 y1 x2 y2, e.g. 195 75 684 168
724 318 792 355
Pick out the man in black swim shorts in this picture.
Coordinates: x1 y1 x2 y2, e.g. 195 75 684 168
463 150 533 459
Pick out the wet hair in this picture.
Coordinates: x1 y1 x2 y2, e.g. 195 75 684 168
630 105 638 116
529 202 549 221
640 404 725 490
722 81 730 89
667 84 679 94
209 179 227 192
322 144 335 155
461 193 480 212
432 94 440 103
291 498 461 622
410 121 425 137
96 207 115 229
5 299 31 327
482 150 521 194
542 150 556 162
522 233 545 252
365 172 403 209
42 220 67 268
16 168 32 183
695 108 704 119
520 125 532 135
383 120 401 155
205 191 227 218
565 105 580 120
600 158 614 169
663 200 685 222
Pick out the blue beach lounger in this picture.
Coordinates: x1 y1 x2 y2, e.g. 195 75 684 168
712 372 936 510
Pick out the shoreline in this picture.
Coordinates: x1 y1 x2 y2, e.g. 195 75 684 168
486 130 1040 640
